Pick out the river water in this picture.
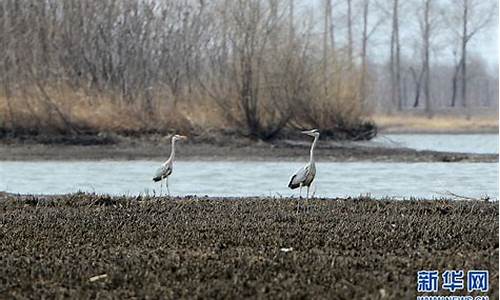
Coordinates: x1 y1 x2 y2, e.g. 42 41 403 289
1 161 497 199
1 134 497 199
372 133 498 154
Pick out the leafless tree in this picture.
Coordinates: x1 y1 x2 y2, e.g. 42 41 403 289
409 66 424 108
359 0 384 107
346 0 353 66
447 0 496 108
323 0 333 93
389 0 402 111
289 0 295 42
408 0 441 116
422 0 432 116
0 0 496 137
325 0 335 50
200 0 305 140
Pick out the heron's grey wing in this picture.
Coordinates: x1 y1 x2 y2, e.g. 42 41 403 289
152 163 172 182
288 164 310 189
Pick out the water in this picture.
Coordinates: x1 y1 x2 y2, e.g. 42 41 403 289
372 134 498 154
1 161 497 199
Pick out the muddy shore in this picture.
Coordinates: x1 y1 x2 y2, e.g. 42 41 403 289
0 135 497 162
0 194 497 299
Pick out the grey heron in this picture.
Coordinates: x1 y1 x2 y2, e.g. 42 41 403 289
153 134 187 195
288 129 319 211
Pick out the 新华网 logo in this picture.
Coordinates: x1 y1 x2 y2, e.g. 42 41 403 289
416 270 489 300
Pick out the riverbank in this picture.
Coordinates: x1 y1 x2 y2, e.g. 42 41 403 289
0 135 497 162
373 114 499 133
0 194 497 299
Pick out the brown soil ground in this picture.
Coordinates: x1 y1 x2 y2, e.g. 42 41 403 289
0 194 497 299
0 134 497 162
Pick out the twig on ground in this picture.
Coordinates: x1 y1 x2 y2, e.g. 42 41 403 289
443 191 490 201
89 274 108 282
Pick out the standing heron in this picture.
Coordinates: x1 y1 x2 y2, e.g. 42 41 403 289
288 129 319 211
153 134 187 195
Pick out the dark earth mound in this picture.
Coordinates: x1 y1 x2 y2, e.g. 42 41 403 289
0 194 497 299
0 136 497 162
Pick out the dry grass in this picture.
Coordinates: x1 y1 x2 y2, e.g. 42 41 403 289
0 87 219 135
373 113 499 133
2 85 495 138
0 81 369 139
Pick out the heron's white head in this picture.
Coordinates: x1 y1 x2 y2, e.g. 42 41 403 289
302 129 320 138
172 134 188 142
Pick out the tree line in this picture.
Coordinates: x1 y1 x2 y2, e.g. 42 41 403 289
0 0 496 140
361 0 497 115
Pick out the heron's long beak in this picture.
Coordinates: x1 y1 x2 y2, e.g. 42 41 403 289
179 135 188 140
301 130 314 136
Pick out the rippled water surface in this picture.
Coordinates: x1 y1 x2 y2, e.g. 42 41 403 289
1 161 497 199
372 133 498 154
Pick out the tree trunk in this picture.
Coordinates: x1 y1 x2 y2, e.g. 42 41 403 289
390 0 402 111
389 0 396 112
323 0 331 94
461 0 468 108
395 23 402 111
360 0 369 107
410 67 423 108
450 61 461 107
326 0 335 49
289 0 294 42
423 0 432 117
346 0 353 66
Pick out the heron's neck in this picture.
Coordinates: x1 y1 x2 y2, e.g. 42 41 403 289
309 135 318 163
169 138 176 161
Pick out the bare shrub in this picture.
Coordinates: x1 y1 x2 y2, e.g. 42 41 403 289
0 0 373 140
200 0 319 140
287 50 375 140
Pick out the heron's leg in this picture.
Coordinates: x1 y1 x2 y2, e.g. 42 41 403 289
306 186 310 212
166 177 170 196
311 182 316 199
297 183 303 213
